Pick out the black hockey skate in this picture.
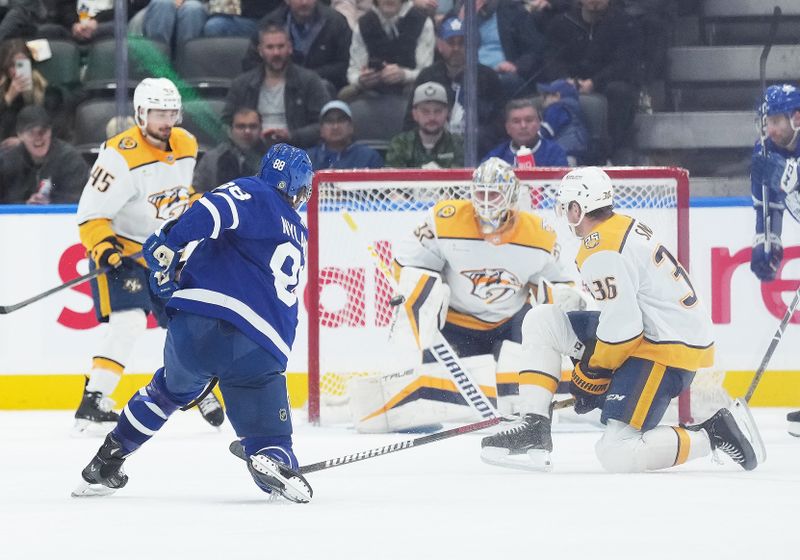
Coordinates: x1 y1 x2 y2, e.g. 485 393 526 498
197 392 224 427
229 440 313 504
481 413 553 471
686 408 758 471
73 378 120 435
788 410 800 438
71 433 129 497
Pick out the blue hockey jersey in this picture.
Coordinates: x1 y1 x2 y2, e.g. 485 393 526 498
163 176 307 368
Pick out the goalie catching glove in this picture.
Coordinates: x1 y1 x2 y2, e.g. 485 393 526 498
143 220 183 298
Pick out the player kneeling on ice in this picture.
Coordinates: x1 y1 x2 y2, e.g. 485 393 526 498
353 158 583 433
72 144 314 503
482 167 765 472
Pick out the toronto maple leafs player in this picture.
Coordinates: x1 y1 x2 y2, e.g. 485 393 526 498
72 144 314 503
392 158 582 416
750 84 800 437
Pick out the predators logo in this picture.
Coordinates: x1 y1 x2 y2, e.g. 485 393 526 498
148 186 191 220
461 268 522 304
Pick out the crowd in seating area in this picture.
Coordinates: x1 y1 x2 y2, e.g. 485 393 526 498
0 0 687 204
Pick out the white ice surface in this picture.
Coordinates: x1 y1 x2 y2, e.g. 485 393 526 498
1 409 798 560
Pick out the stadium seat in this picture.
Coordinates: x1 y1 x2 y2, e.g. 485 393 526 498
73 98 134 152
350 92 407 147
181 97 227 152
36 40 81 90
701 0 800 45
667 46 800 110
83 38 170 92
175 37 252 91
577 94 610 164
634 111 754 150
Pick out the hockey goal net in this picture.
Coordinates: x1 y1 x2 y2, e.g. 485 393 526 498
306 167 717 427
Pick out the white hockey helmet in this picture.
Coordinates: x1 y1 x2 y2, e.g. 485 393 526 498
555 166 614 235
133 78 182 130
471 157 520 233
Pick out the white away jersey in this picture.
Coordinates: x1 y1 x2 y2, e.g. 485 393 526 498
577 213 714 372
396 200 573 328
76 126 198 246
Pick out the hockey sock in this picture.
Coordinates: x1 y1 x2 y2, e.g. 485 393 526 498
112 368 183 455
640 425 712 469
87 310 147 396
519 371 559 417
86 362 123 396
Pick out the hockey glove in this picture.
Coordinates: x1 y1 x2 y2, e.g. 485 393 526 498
751 152 799 195
569 362 611 415
143 225 182 298
90 236 124 270
750 233 783 282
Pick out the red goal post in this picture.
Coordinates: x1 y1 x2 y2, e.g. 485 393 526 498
305 167 691 426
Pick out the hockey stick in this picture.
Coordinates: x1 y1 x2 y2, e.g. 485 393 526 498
341 212 499 420
759 6 782 253
229 398 576 474
0 252 143 315
744 284 800 403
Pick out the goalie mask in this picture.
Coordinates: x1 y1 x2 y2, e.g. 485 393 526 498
555 167 614 236
133 78 182 131
471 157 520 234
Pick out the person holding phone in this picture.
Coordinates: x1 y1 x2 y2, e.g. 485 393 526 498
343 0 434 98
0 39 48 145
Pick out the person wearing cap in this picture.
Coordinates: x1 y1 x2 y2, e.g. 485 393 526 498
0 105 87 204
307 100 383 170
386 81 463 169
482 97 567 167
538 79 590 165
403 16 503 155
344 0 435 98
193 107 267 193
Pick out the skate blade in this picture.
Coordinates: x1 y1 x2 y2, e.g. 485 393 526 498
71 479 117 498
250 455 313 504
480 447 552 472
731 398 767 464
71 419 115 438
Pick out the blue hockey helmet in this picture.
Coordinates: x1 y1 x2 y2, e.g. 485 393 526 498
259 143 314 208
763 84 800 117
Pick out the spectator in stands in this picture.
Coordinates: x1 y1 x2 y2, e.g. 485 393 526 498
193 106 266 192
0 0 43 42
453 0 546 100
386 81 463 168
308 99 383 170
223 22 329 148
0 38 68 146
403 16 503 156
482 97 567 166
537 78 589 165
0 105 87 204
204 0 280 38
105 115 136 139
525 0 571 29
243 0 352 93
343 0 434 100
143 0 207 50
543 0 642 156
334 0 441 30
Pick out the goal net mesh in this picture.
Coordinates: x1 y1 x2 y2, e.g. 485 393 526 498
306 168 722 426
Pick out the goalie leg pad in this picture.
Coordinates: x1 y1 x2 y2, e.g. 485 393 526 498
349 355 497 433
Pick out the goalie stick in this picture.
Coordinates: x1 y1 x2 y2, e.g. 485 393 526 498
229 398 576 474
341 212 499 420
0 252 143 315
758 6 782 253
